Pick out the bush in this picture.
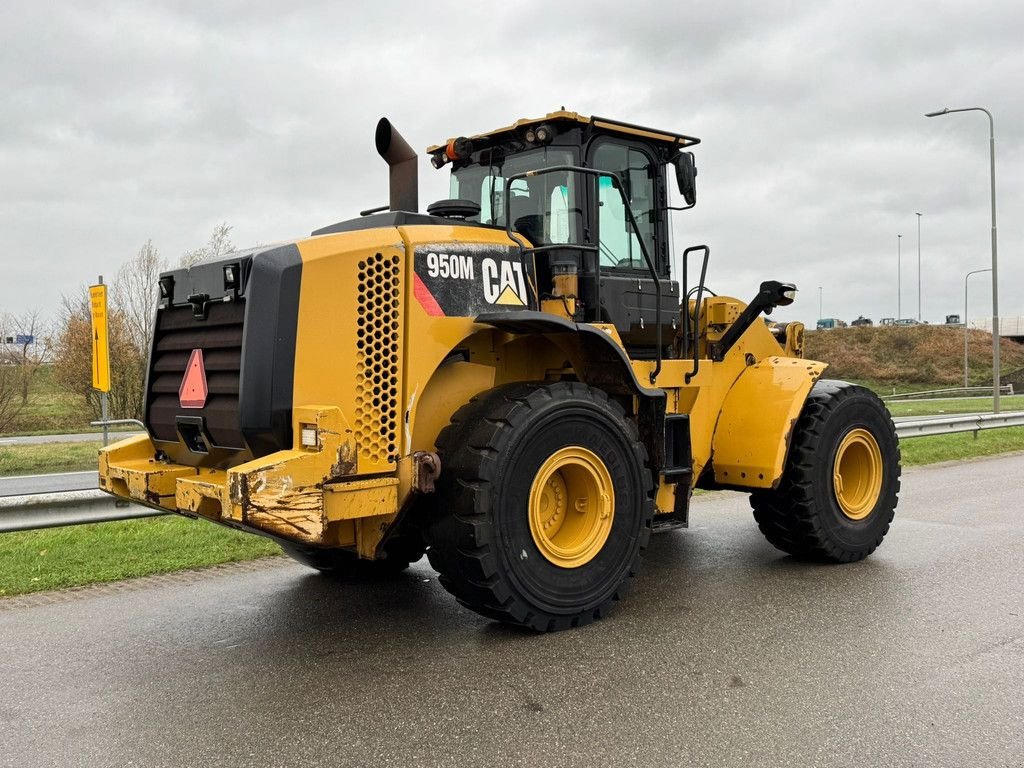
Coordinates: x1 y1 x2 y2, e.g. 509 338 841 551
805 326 1024 387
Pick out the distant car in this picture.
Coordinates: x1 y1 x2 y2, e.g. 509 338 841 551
851 316 873 327
894 318 921 326
946 314 962 325
816 318 848 330
879 317 896 326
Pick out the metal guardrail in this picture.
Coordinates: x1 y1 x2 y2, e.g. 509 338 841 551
90 418 146 430
0 490 166 534
967 316 1024 336
2 411 1023 533
894 410 1024 439
884 385 1014 401
90 418 146 447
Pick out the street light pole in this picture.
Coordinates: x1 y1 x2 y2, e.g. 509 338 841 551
926 106 1000 412
964 268 992 388
897 234 902 319
916 212 923 321
818 286 822 320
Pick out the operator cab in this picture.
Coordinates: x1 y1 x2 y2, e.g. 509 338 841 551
427 110 700 351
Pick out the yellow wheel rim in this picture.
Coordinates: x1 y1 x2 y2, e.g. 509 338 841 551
833 428 883 520
528 446 614 569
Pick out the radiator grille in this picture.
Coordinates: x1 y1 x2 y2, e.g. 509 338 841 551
355 252 401 466
147 300 245 448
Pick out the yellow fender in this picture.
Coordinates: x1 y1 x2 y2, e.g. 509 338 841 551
711 356 827 489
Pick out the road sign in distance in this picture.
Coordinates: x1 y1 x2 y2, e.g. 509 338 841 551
89 284 110 393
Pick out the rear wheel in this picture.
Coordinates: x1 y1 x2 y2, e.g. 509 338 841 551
426 382 653 632
750 380 900 562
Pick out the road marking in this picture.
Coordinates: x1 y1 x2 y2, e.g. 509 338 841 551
0 471 98 482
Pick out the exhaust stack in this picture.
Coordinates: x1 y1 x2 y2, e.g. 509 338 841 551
375 117 418 213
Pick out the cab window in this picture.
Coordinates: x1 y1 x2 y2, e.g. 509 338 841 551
591 142 656 270
449 147 582 246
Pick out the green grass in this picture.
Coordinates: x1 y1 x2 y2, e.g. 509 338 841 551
0 441 102 477
900 426 1024 466
886 394 1024 418
4 365 94 436
0 516 282 597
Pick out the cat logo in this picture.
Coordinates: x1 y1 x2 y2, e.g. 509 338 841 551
482 258 527 306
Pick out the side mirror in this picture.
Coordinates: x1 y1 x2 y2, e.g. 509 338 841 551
672 152 697 206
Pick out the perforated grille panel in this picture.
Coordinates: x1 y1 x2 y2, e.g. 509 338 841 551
147 300 245 449
355 252 402 467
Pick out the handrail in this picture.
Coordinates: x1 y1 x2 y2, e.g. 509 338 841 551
503 164 664 383
681 246 710 383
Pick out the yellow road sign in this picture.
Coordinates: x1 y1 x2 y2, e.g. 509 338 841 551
89 284 110 392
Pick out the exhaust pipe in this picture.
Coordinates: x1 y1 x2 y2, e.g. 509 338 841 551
375 117 418 213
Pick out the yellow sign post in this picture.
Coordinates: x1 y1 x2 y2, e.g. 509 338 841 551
89 283 110 392
90 279 111 446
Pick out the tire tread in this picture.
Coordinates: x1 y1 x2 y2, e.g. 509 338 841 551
750 380 901 563
426 381 653 631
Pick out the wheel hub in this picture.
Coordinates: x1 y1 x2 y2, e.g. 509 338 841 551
833 428 883 520
528 446 614 568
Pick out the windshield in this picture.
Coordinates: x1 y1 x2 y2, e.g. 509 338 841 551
449 147 582 246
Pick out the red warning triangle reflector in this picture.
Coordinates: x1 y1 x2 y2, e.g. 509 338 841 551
179 349 208 409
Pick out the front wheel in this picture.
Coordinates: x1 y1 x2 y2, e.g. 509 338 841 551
750 380 900 562
426 382 654 632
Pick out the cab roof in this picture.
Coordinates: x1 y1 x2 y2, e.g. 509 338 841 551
425 109 700 154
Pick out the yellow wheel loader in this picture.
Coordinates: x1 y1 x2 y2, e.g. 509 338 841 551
100 111 900 631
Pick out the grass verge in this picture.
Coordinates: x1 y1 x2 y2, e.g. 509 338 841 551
900 426 1024 466
0 516 281 597
4 365 94 435
0 441 102 477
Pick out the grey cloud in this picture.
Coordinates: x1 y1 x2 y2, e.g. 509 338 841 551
1 0 1021 327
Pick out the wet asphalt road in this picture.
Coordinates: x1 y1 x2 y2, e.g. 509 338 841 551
1 454 1022 767
0 470 98 497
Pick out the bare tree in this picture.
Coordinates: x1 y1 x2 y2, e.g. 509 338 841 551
180 222 235 267
0 327 23 432
49 224 236 425
52 292 146 422
0 311 50 433
10 310 50 405
52 294 99 418
114 239 165 354
0 363 22 433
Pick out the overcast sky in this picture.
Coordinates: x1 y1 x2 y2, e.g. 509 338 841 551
2 0 1021 329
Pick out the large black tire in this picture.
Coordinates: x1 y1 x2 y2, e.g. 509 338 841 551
280 536 423 578
749 380 900 562
426 382 654 632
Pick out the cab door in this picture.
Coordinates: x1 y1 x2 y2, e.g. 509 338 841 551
585 138 678 348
